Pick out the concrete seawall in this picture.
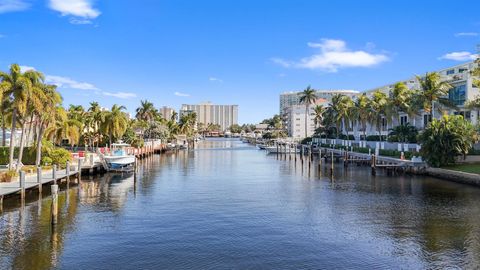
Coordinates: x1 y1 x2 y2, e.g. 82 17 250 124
424 167 480 187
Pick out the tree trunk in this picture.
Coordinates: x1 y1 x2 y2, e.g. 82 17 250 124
35 125 45 166
1 114 5 147
8 109 17 170
16 121 27 171
26 113 34 148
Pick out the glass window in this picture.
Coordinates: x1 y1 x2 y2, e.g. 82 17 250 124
459 68 468 73
448 84 466 105
446 69 455 75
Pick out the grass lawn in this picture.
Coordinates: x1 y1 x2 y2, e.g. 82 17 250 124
443 163 480 174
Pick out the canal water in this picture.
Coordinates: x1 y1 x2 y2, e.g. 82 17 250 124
1 139 479 269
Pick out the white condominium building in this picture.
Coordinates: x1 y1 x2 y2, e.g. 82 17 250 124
159 106 176 120
362 61 479 134
285 105 318 139
180 102 238 132
280 89 359 116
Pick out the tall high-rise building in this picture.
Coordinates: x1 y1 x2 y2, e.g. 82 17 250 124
159 106 175 120
180 102 238 131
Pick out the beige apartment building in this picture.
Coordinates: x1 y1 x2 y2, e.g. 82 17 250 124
180 102 238 131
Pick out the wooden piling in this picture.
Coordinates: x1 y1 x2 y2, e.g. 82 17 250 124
330 151 334 172
19 171 26 201
371 155 376 176
51 185 58 225
66 161 70 182
37 166 42 193
77 158 82 182
52 164 57 185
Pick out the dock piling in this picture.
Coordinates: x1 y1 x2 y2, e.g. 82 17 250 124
51 185 58 225
37 166 42 193
77 159 82 183
66 161 70 183
20 171 26 201
52 164 57 185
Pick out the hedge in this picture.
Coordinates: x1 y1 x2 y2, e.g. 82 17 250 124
0 147 36 165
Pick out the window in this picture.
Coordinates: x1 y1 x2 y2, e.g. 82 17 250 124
454 111 471 120
459 68 468 73
381 117 387 129
423 114 432 126
446 69 455 75
448 84 466 105
400 116 408 125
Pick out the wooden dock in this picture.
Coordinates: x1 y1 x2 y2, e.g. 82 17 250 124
0 162 81 206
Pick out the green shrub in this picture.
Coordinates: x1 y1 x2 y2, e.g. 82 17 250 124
364 135 387 141
418 115 477 167
49 148 71 165
0 147 36 165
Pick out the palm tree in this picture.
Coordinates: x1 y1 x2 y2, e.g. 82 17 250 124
35 85 62 166
312 105 324 129
135 100 156 122
416 72 453 119
370 90 390 139
0 64 44 170
101 105 129 146
87 102 104 149
390 82 411 124
46 106 82 147
299 86 317 138
355 93 372 140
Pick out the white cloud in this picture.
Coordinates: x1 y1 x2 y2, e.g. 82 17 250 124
174 91 190 97
48 0 100 18
454 32 478 37
69 17 92 24
272 38 389 72
45 75 99 90
19 65 36 72
439 51 478 61
209 77 223 82
0 0 30 13
102 91 136 99
0 34 5 38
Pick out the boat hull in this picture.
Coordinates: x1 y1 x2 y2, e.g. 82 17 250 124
104 155 136 170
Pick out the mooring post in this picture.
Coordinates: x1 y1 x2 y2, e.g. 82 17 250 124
19 171 26 201
66 161 70 182
0 195 3 212
371 155 377 176
52 164 57 185
37 166 42 193
77 158 82 183
51 185 58 225
330 151 334 172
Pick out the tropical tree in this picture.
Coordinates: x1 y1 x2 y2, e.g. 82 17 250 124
0 64 44 169
370 90 391 139
388 123 418 143
416 72 453 119
101 105 129 146
299 86 317 138
229 124 242 134
312 105 324 129
418 115 477 167
46 107 82 147
355 93 373 139
35 85 62 166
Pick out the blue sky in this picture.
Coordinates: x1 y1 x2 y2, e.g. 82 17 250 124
0 0 479 124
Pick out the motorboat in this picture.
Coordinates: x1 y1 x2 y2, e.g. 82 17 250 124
102 143 136 172
256 144 267 150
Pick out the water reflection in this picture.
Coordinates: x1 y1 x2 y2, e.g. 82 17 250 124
0 139 479 269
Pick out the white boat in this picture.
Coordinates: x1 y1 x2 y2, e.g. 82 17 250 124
256 144 267 150
103 143 136 172
265 146 299 154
